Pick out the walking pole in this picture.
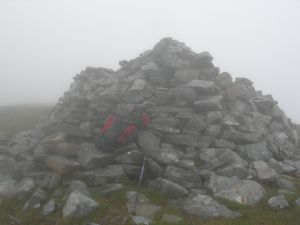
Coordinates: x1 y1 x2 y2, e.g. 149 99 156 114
133 154 147 213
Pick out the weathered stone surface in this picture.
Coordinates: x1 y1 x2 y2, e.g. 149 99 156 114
188 80 216 93
79 165 125 186
0 156 19 178
276 178 296 191
223 130 261 144
78 143 113 169
42 199 55 215
63 191 99 217
295 198 300 206
126 191 161 219
175 69 199 83
13 178 35 199
176 194 241 218
69 180 89 196
138 131 160 150
237 142 272 161
22 188 47 210
199 148 247 171
268 158 296 174
208 175 265 205
165 134 212 147
39 172 61 192
46 155 80 175
252 161 278 181
149 178 188 198
268 195 289 209
164 165 201 189
0 178 16 198
194 96 223 111
131 216 151 225
272 132 289 146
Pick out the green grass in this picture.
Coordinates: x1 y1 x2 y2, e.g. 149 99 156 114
0 103 53 135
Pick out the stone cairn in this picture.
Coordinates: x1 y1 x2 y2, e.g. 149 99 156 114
1 38 300 222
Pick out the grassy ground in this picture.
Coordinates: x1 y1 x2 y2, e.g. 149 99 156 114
0 183 300 225
0 103 54 135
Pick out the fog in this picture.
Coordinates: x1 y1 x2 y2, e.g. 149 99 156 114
0 0 299 122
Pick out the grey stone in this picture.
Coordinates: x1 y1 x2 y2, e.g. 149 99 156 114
276 178 296 191
63 191 99 217
78 143 113 169
217 166 249 179
79 165 125 186
22 188 47 210
295 198 300 206
205 125 221 137
165 134 212 148
194 95 223 111
268 158 296 174
149 178 188 198
126 191 161 219
208 175 265 205
98 183 123 194
210 139 236 149
131 216 151 225
46 155 80 175
182 117 207 134
42 199 55 215
130 79 146 91
199 148 247 171
39 172 61 192
0 156 19 178
188 80 216 93
225 85 250 101
173 86 197 103
0 177 16 198
147 144 180 166
252 161 278 181
13 178 35 199
237 142 272 161
272 132 289 146
268 195 289 209
223 130 262 144
216 72 233 88
206 111 223 124
138 131 160 150
165 165 201 189
70 180 90 196
175 68 199 83
177 194 241 218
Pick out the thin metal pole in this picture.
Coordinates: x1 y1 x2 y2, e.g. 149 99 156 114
133 154 147 213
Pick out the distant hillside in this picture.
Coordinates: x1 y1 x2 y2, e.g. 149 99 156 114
0 103 54 135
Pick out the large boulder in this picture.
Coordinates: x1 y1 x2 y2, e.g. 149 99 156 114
208 175 265 205
237 142 273 161
149 178 188 198
176 193 241 218
63 191 99 217
46 155 80 175
268 195 289 209
252 161 278 181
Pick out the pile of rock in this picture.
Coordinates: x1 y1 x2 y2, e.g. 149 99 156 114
1 38 300 223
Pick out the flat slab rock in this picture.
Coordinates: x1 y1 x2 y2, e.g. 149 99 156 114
174 193 241 218
208 175 265 205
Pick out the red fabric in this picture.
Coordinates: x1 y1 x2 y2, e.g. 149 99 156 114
117 125 137 144
141 112 150 128
101 115 117 133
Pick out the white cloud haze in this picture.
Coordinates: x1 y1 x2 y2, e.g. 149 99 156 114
0 0 299 121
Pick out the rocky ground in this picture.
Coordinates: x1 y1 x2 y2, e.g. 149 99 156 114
1 38 300 225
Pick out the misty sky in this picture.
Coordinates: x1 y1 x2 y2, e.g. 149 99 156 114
0 0 299 122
